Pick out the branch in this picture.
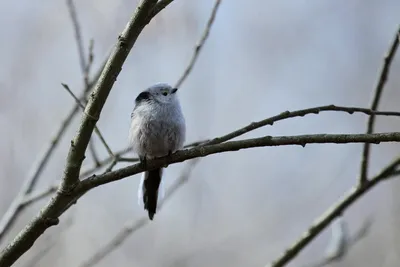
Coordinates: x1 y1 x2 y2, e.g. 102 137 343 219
0 1 175 266
204 104 400 146
79 147 132 177
66 0 87 75
0 43 106 244
78 159 200 267
174 0 222 88
267 157 400 267
75 132 400 194
359 26 400 184
19 184 59 208
78 139 208 177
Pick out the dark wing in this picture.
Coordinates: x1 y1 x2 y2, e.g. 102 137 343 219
131 91 152 118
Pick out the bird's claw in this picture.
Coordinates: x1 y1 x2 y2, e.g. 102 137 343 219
139 156 147 168
163 151 173 168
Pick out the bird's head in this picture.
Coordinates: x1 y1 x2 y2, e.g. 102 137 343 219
135 83 179 105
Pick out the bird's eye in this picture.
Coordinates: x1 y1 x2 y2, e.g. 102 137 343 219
162 92 168 96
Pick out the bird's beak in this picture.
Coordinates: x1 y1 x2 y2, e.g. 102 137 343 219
171 88 178 94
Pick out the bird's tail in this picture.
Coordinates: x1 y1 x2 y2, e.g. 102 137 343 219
138 168 163 220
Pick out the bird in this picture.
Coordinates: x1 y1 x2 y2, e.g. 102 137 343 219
128 83 186 220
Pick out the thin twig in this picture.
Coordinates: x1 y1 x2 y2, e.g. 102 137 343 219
103 159 119 174
174 0 221 88
78 159 200 267
79 147 132 178
204 104 400 146
67 0 87 74
359 26 400 184
67 0 100 166
88 140 101 167
20 184 59 208
267 157 400 267
62 83 115 158
84 39 95 90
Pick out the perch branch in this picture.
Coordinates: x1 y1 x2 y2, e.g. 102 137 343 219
75 132 400 193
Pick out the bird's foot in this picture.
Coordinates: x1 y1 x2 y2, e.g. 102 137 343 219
163 151 173 168
139 155 147 168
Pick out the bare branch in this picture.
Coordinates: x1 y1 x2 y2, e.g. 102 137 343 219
79 139 208 177
84 39 95 90
103 158 118 174
79 147 132 177
0 1 174 265
359 26 400 184
66 0 86 74
174 0 222 88
204 104 400 146
78 159 199 267
0 52 106 244
75 132 400 193
61 83 115 158
267 157 400 267
20 184 59 208
88 140 101 167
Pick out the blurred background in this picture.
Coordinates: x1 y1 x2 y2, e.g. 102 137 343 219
1 0 400 266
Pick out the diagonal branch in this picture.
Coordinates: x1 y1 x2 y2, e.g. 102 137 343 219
66 0 87 74
174 0 222 88
266 157 400 267
0 1 176 266
359 26 400 184
0 50 106 244
78 159 200 267
302 216 373 267
19 183 59 208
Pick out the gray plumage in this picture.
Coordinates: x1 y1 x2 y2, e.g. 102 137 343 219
128 83 186 220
